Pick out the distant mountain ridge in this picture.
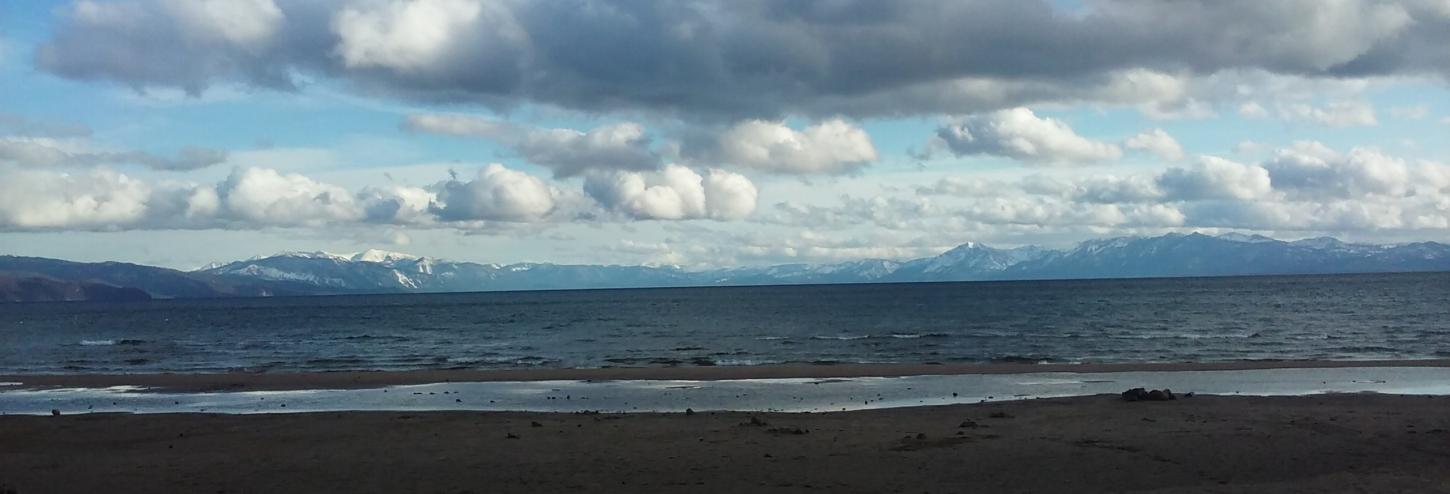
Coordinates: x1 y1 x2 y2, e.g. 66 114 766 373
4 233 1450 301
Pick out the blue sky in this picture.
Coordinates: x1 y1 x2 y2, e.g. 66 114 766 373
3 1 1450 269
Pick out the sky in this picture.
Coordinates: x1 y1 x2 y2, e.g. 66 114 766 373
2 0 1450 270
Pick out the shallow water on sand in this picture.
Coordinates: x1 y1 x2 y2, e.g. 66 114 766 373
4 367 1450 415
2 272 1449 374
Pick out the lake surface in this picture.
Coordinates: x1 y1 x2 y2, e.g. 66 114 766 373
2 272 1448 374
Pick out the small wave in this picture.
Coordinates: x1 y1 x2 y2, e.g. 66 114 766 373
1105 333 1253 340
713 358 782 366
754 336 789 341
340 334 410 342
79 339 146 346
888 333 950 339
991 355 1057 364
1334 346 1400 353
810 335 870 341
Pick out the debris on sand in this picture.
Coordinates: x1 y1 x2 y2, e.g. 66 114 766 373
741 416 769 427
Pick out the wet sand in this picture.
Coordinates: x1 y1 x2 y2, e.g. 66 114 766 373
2 394 1449 493
5 359 1450 392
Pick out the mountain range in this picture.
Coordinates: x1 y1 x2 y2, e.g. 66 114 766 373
4 232 1450 302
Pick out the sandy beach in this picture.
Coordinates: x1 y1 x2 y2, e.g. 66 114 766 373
1 393 1448 493
5 359 1450 392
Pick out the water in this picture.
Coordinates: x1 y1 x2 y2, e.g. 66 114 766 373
2 272 1448 374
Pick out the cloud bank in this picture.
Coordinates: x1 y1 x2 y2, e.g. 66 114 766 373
33 0 1450 119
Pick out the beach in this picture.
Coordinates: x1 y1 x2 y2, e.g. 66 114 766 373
2 393 1448 493
3 362 1450 492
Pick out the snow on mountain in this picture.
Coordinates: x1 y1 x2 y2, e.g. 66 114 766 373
352 249 422 264
187 233 1450 294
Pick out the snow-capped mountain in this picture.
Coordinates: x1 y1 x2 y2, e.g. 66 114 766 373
189 233 1450 294
7 233 1450 300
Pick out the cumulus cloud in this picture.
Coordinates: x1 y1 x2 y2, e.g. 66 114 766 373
1263 142 1410 199
584 165 757 220
0 161 749 231
404 114 660 177
1123 129 1185 161
33 0 1450 119
936 108 1122 164
430 164 559 222
216 167 363 226
0 167 152 229
1157 156 1273 201
704 119 878 174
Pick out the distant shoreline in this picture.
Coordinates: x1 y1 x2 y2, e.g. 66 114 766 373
5 359 1449 392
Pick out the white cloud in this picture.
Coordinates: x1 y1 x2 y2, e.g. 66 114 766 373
936 108 1122 164
405 114 660 177
1123 129 1185 161
216 167 363 226
1237 102 1270 119
710 119 878 175
1263 142 1410 199
357 185 437 224
430 164 558 222
0 167 152 229
584 165 757 220
1157 156 1273 201
333 0 524 75
158 0 284 50
1276 100 1378 127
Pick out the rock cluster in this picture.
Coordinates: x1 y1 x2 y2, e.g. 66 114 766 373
1121 388 1176 402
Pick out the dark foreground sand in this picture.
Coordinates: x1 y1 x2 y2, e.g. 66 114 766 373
5 358 1449 392
3 394 1449 493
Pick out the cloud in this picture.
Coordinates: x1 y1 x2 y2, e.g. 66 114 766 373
584 165 757 220
430 164 559 222
1123 129 1185 161
36 0 299 93
936 108 1122 164
1157 156 1273 201
0 136 228 171
33 0 1450 119
1275 100 1378 127
216 167 363 226
0 112 92 138
703 119 878 174
404 114 660 177
356 185 436 224
1263 142 1410 199
0 167 152 229
1388 105 1430 119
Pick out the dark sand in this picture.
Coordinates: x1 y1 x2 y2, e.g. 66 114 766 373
5 359 1450 392
3 394 1449 493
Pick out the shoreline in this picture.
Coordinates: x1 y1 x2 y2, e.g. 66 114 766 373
4 358 1450 392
